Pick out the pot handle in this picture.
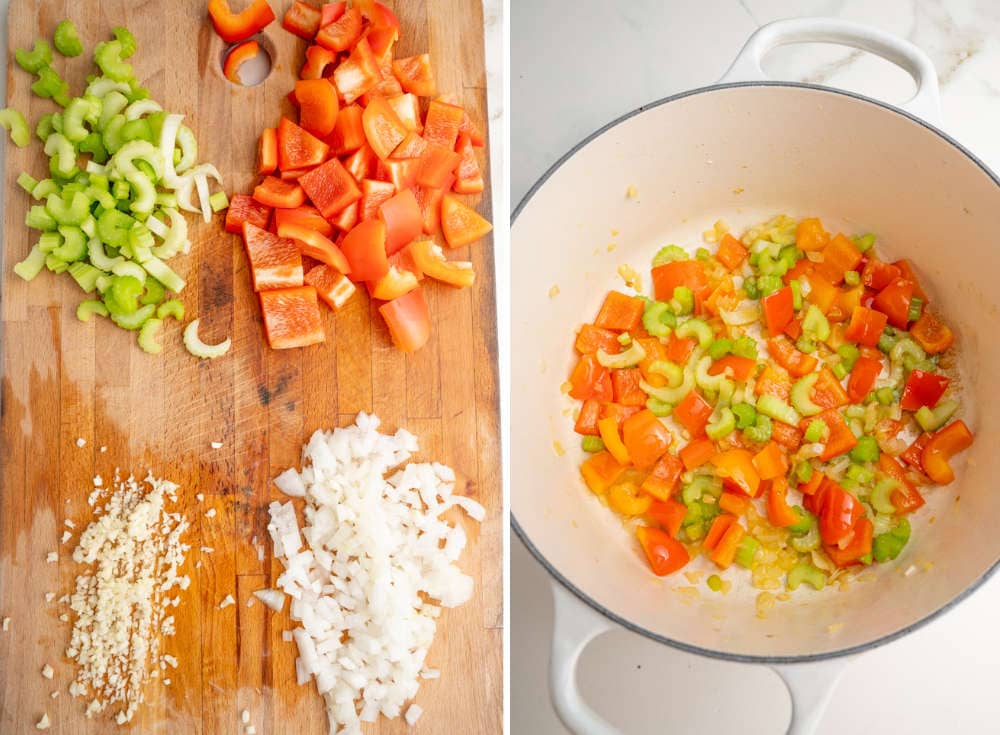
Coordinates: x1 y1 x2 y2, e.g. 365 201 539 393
719 17 941 126
770 657 853 734
549 581 620 734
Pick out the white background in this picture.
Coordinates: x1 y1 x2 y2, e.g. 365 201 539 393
511 1 1000 732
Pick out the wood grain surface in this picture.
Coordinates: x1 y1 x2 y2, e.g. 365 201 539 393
0 1 501 733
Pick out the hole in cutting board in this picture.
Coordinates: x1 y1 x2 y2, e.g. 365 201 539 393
220 35 274 87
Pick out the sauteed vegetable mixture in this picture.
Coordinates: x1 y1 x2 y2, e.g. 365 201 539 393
568 215 973 593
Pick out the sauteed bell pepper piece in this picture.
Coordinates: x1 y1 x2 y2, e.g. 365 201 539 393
575 325 620 356
752 442 788 481
847 354 882 403
767 336 817 377
909 311 954 355
679 438 715 471
640 453 684 501
815 233 862 284
762 286 794 334
807 408 857 461
208 0 275 43
824 517 873 567
597 417 631 465
710 449 761 498
622 409 672 471
580 451 624 496
708 520 746 569
636 526 690 576
900 369 949 411
818 483 864 546
647 498 687 537
862 257 901 291
767 476 800 528
796 217 829 252
652 260 710 302
873 278 914 329
921 419 974 485
675 390 713 437
844 305 888 347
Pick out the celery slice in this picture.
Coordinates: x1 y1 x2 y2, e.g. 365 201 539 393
110 303 155 330
183 319 230 359
76 299 109 322
156 299 184 321
13 245 47 281
137 318 164 354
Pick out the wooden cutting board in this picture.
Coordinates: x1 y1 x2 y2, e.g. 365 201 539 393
0 1 501 733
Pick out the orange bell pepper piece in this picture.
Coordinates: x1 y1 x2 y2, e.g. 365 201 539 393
824 517 873 567
304 263 356 311
844 306 888 347
257 127 277 175
767 336 818 377
601 403 641 431
893 259 928 302
807 408 858 461
576 325 621 355
223 39 260 84
703 514 736 551
909 311 954 355
594 291 645 332
795 217 829 252
636 526 690 576
574 399 601 437
708 355 757 382
253 176 306 209
812 367 849 410
762 286 795 334
208 0 275 43
652 260 710 301
665 334 696 364
755 364 791 401
804 271 839 314
752 441 788 481
718 491 750 516
710 449 761 498
709 520 746 569
423 99 465 151
440 194 492 248
679 437 716 470
921 419 974 485
611 368 647 407
815 233 862 284
900 432 933 472
674 390 713 437
295 79 340 139
647 498 687 538
622 409 672 470
766 477 799 528
640 452 684 501
771 420 802 451
873 278 914 329
877 454 926 512
598 417 631 465
580 451 625 496
637 337 669 386
568 355 612 401
716 233 748 271
392 53 437 97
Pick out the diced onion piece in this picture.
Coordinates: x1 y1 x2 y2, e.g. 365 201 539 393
252 589 285 612
182 319 231 360
158 113 184 186
720 300 762 326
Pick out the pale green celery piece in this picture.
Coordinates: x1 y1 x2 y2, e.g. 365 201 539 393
642 300 676 338
790 372 823 417
787 563 825 591
581 436 605 453
99 90 129 128
175 125 197 173
156 299 184 321
649 360 683 388
88 238 124 270
137 318 164 354
853 233 876 252
67 261 103 293
670 286 694 316
52 226 87 262
641 359 696 405
76 299 109 321
141 256 185 293
756 394 800 426
62 97 95 142
45 254 69 273
734 535 760 569
801 304 830 342
127 171 157 214
0 108 30 147
209 191 229 212
110 139 164 181
86 76 131 98
675 317 713 347
43 133 77 177
790 526 821 553
110 303 155 330
31 178 60 200
112 260 147 284
183 319 231 359
890 338 925 368
597 340 646 369
13 245 46 281
695 355 726 391
915 400 958 432
17 172 39 194
151 207 188 259
869 477 898 514
843 404 866 420
617 332 631 346
646 398 671 417
705 407 735 441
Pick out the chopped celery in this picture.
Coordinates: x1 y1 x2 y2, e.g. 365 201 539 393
94 40 134 82
43 133 77 177
708 338 732 361
87 238 124 270
175 126 198 172
801 304 830 342
742 276 759 300
875 386 895 406
209 191 229 212
648 360 682 388
113 179 131 200
795 336 816 354
110 303 155 330
121 118 152 143
786 506 816 534
38 232 62 252
853 233 876 252
744 414 772 443
877 327 899 354
695 355 726 392
32 66 70 106
757 274 783 297
124 99 162 121
156 299 184 321
113 27 137 58
112 261 147 284
97 208 136 247
872 518 910 562
53 20 83 57
907 297 924 323
52 226 86 262
646 397 671 417
596 340 645 369
141 256 185 294
110 140 164 180
641 300 676 337
789 278 803 310
731 336 758 360
26 205 57 231
869 478 898 514
183 319 231 359
844 269 861 287
706 574 723 592
15 39 53 73
104 274 143 315
890 338 926 370
46 191 90 226
794 460 814 484
13 245 46 281
45 254 69 273
850 436 880 463
803 418 825 443
695 247 711 261
732 402 757 430
0 108 30 147
846 464 874 485
581 436 605 453
652 244 688 266
99 91 128 129
790 526 820 552
915 400 958 432
756 394 800 426
155 191 178 209
140 278 165 305
76 299 108 321
137 318 164 354
67 261 102 292
17 172 38 193
705 407 735 441
670 286 694 316
62 97 96 142
837 344 859 371
126 171 157 214
786 563 825 591
102 114 126 154
675 317 712 347
734 536 760 569
790 373 823 417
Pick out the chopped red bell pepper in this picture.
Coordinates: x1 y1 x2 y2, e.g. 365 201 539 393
315 6 362 51
921 419 974 485
386 94 423 133
651 260 709 301
594 291 644 332
568 355 612 401
453 133 484 194
711 449 762 499
343 144 376 182
622 409 672 470
812 367 849 410
332 37 381 104
824 517 873 567
770 420 802 451
361 96 409 160
259 285 325 349
861 257 901 291
707 355 756 382
225 194 271 234
815 233 862 284
575 324 621 355
329 200 359 232
384 159 419 192
277 117 329 171
818 483 864 545
304 263 356 311
360 178 395 222
282 0 322 39
341 218 388 282
300 45 336 80
413 182 448 235
440 194 492 248
640 453 684 501
674 391 712 437
647 497 687 537
872 278 914 329
379 287 431 352
636 525 690 576
393 133 429 162
416 145 460 190
909 311 954 355
574 399 602 436
274 205 333 237
258 127 277 174
844 305 888 347
767 336 817 377
242 222 303 291
716 233 748 271
379 189 422 255
900 369 949 411
253 176 306 209
423 99 464 151
679 437 716 471
295 79 339 138
223 39 259 84
893 259 928 302
807 408 858 461
319 1 346 27
611 368 646 407
846 354 882 403
298 157 362 218
766 476 800 527
878 454 926 512
327 105 366 156
208 0 275 43
901 432 933 472
762 286 794 335
276 222 351 273
392 53 436 97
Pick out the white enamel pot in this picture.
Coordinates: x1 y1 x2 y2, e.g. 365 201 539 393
511 17 1000 735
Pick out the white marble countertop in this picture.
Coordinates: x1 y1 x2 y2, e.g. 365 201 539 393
511 1 1000 732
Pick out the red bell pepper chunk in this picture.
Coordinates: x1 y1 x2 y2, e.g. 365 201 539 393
315 6 362 51
861 257 901 291
622 409 673 470
385 159 420 193
679 437 716 471
332 37 381 105
392 54 437 97
225 194 270 234
223 40 259 84
575 324 620 355
815 233 862 284
640 453 684 502
664 334 695 365
253 176 306 209
387 94 423 134
295 79 339 139
818 483 864 545
423 99 465 151
277 117 329 172
909 312 954 355
636 526 690 576
715 233 748 271
844 305 888 347
846 354 882 403
651 260 710 302
413 182 449 235
329 200 359 232
274 205 332 237
574 399 602 436
872 278 914 329
242 222 303 292
282 0 322 39
770 420 802 451
379 189 423 255
762 286 795 335
362 96 409 161
900 369 950 411
327 105 366 156
300 45 336 80
379 287 431 352
901 432 933 472
453 134 484 195
416 145 461 190
893 259 928 302
877 454 926 513
568 355 611 402
440 194 492 248
276 222 351 274
594 291 644 332
319 1 346 27
601 402 640 430
647 497 687 537
921 419 974 485
364 1 401 31
812 367 849 410
392 132 428 160
360 179 395 222
753 441 788 481
257 127 277 175
259 285 325 349
208 0 275 43
808 408 858 461
343 144 376 182
707 355 756 382
304 263 356 311
766 476 800 528
298 157 362 219
767 336 818 377
824 517 873 567
340 219 389 282
674 390 713 437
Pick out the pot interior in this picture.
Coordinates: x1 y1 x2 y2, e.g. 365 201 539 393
512 83 1000 659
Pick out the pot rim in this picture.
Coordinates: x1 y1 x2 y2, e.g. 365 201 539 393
511 79 1000 665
